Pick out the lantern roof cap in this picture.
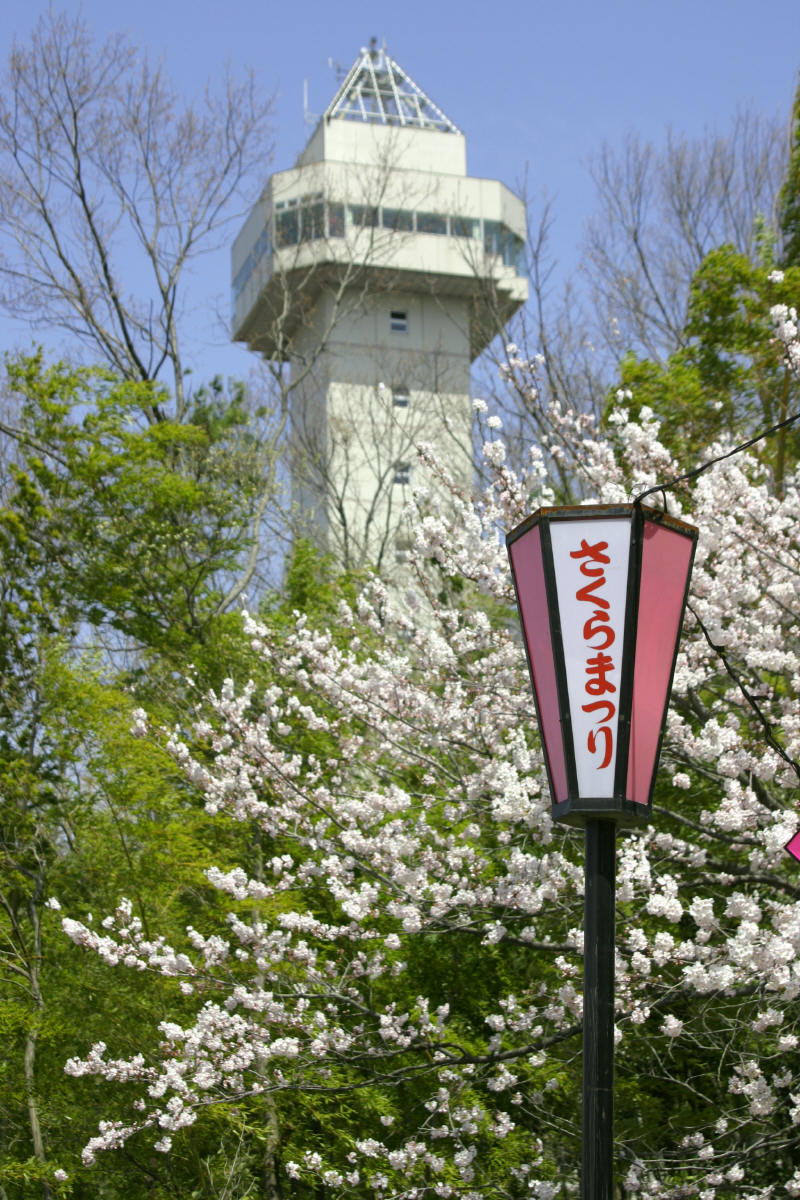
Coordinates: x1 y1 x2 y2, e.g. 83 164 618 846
506 502 699 550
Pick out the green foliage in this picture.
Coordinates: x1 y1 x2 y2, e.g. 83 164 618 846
281 537 343 617
0 637 267 1195
779 78 800 268
0 351 285 1195
607 253 800 487
2 354 266 658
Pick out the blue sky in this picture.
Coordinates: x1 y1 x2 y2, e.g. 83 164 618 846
1 0 799 383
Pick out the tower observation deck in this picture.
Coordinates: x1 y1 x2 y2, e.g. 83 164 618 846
231 42 527 573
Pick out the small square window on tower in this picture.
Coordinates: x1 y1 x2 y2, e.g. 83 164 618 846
392 386 410 408
395 532 413 563
390 309 408 333
394 462 411 486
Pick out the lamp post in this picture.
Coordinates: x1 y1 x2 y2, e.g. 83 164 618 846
506 503 697 1200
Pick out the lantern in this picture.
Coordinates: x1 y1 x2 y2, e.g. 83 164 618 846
506 503 698 827
786 831 800 862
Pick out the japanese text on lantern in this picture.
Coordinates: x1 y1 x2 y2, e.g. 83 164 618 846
571 539 616 770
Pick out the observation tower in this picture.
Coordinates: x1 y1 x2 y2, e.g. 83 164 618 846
231 41 527 573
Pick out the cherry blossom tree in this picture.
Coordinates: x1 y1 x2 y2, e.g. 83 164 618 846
59 287 800 1198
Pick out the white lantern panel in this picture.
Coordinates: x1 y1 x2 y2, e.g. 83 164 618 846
550 518 631 797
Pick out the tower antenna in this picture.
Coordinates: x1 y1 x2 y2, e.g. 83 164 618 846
302 79 317 127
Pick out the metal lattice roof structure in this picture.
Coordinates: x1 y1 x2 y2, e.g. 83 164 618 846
324 41 461 135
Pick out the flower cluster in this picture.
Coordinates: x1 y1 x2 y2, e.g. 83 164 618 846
62 288 800 1197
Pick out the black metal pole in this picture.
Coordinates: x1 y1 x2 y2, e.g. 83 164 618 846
583 818 616 1200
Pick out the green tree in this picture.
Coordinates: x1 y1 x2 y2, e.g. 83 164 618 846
608 254 800 491
1 355 278 665
0 353 286 1196
778 77 800 268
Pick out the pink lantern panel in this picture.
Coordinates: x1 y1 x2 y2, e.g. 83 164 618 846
786 831 800 863
627 519 696 806
507 522 568 804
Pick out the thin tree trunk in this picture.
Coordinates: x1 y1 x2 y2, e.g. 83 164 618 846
24 885 52 1200
260 1095 281 1200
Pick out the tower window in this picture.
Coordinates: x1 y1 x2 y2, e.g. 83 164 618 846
382 207 414 232
301 201 325 241
390 310 408 333
394 462 411 486
392 386 410 408
452 216 478 239
275 207 299 247
328 202 345 237
417 212 447 235
395 532 413 563
350 204 379 228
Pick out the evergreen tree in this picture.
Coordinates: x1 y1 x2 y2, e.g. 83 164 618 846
779 78 800 268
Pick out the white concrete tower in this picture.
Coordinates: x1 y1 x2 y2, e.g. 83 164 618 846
231 42 527 574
